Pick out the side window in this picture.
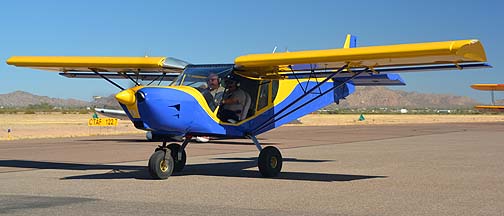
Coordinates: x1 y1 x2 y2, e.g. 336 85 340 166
257 80 269 111
271 80 279 103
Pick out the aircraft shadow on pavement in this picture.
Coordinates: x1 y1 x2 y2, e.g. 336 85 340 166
0 159 386 182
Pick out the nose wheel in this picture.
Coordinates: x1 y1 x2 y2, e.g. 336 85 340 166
148 139 188 180
148 149 174 179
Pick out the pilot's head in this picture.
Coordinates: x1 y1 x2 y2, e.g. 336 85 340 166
224 74 240 91
207 73 220 90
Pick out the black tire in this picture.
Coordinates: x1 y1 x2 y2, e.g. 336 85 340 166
167 143 187 172
258 146 282 177
148 150 174 179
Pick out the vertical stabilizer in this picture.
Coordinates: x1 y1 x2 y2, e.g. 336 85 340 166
343 34 357 48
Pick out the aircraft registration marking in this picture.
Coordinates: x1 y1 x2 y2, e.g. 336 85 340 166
88 118 118 126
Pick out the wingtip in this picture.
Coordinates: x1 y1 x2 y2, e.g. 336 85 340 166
455 39 487 62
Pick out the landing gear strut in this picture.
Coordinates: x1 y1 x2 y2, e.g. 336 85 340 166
148 137 189 179
249 135 283 177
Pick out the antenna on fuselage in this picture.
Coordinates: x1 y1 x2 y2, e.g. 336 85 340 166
272 46 278 53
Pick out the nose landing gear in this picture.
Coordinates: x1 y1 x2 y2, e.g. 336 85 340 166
148 138 188 180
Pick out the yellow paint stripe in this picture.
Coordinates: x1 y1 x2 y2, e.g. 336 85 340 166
343 34 352 49
147 86 223 123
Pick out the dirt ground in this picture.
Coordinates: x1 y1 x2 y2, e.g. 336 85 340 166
0 113 140 140
1 113 503 140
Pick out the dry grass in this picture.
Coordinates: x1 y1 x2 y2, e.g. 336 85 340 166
1 113 503 140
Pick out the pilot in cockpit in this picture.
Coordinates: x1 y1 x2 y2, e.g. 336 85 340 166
206 73 225 106
218 74 251 123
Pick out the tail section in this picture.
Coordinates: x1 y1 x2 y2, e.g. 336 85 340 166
343 34 357 48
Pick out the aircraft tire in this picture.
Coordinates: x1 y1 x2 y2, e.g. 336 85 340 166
258 146 282 177
148 150 174 180
167 143 187 172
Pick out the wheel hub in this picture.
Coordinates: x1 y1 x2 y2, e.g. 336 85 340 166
160 160 168 172
270 156 278 168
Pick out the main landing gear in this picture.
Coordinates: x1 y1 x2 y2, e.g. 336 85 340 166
249 135 283 177
147 135 283 179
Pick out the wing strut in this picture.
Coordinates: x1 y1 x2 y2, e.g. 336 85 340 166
491 90 495 105
91 69 125 90
250 64 363 135
122 72 141 86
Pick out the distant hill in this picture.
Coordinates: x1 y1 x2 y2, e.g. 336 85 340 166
91 95 121 109
331 86 479 109
0 87 481 109
0 91 89 108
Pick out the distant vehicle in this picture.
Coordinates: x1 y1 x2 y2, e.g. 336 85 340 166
7 35 490 179
436 110 452 114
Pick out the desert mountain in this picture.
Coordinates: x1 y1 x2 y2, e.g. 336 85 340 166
0 87 480 109
335 86 478 109
0 91 89 107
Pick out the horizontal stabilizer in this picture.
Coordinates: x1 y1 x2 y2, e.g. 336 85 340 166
95 108 129 120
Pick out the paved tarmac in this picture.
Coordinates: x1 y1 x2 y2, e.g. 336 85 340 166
0 122 503 215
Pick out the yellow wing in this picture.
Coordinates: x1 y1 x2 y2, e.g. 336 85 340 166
471 84 504 91
6 56 189 73
475 105 504 110
234 39 487 78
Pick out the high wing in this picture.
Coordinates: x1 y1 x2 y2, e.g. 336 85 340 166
6 56 188 81
234 39 489 79
471 84 504 91
474 105 504 110
471 84 504 110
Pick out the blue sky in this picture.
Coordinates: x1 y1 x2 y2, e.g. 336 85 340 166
1 0 503 103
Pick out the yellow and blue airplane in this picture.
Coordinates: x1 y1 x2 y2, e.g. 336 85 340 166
471 84 504 110
6 35 490 179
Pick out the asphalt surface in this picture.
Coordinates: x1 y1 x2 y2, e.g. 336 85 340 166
0 122 503 215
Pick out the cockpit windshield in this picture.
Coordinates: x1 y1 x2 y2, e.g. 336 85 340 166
172 64 234 111
172 64 234 88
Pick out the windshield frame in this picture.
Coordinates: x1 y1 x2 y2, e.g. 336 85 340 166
172 64 234 88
